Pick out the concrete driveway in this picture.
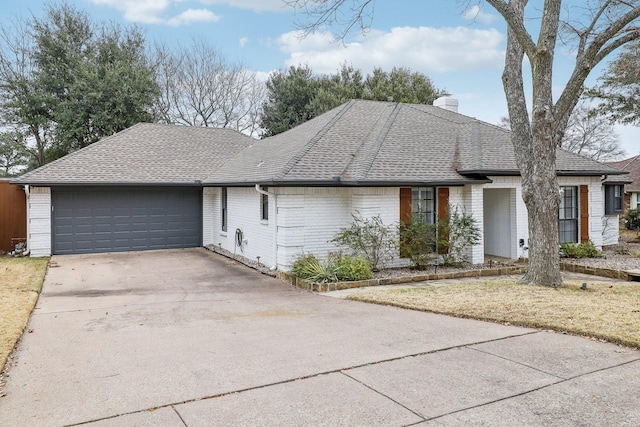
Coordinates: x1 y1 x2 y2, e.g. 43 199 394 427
1 248 639 426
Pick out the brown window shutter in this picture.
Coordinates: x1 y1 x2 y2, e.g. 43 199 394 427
438 188 449 222
580 185 589 243
400 188 412 226
399 188 412 258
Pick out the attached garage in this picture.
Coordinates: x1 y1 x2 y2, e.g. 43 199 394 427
52 187 202 255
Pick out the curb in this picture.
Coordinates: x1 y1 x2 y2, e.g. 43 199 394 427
277 266 528 293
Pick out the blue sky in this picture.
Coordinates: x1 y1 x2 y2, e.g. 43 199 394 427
3 0 639 156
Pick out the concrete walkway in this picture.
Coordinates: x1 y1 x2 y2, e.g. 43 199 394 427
1 249 638 426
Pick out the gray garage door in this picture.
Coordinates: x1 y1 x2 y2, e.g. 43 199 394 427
52 187 202 255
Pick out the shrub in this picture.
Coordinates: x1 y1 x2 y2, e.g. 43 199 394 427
438 205 481 267
331 213 397 271
399 215 437 269
332 253 373 281
291 253 336 283
290 252 372 283
625 208 640 232
560 241 602 259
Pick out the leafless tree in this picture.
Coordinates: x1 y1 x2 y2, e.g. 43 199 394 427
562 102 625 162
498 102 625 162
153 38 265 137
287 0 640 286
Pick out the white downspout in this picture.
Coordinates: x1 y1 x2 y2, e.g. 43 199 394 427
255 184 278 271
23 185 31 256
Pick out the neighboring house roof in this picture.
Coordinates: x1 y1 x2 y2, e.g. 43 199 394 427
13 100 627 187
606 155 640 192
12 124 254 185
204 99 626 186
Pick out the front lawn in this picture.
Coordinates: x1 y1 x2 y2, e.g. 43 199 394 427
0 257 49 371
349 279 640 348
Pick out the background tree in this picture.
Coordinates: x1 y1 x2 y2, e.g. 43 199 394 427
0 131 28 176
0 3 158 167
261 63 445 136
0 20 52 167
260 65 319 137
498 101 625 162
561 102 624 161
153 38 265 137
288 0 640 286
587 40 640 125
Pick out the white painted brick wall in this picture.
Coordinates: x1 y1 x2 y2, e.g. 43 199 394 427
462 184 485 264
28 186 51 257
202 178 616 272
210 187 275 267
202 187 216 246
277 187 402 271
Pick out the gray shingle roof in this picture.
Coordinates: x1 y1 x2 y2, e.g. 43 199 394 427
606 155 640 191
204 99 625 185
13 100 627 187
13 123 254 185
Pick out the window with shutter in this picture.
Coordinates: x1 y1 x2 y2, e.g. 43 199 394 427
604 184 624 215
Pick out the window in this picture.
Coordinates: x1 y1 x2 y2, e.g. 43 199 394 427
604 184 624 215
559 186 578 243
221 187 227 232
411 187 435 224
261 186 269 221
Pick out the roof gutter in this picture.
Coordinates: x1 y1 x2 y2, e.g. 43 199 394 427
9 181 206 187
205 178 493 187
458 169 630 177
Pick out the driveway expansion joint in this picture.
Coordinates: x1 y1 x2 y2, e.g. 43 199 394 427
339 370 427 422
62 330 543 426
172 406 188 426
423 355 640 423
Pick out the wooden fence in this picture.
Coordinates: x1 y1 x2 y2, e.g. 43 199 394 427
0 179 27 253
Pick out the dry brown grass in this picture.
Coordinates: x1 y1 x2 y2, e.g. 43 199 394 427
0 257 49 371
349 279 640 348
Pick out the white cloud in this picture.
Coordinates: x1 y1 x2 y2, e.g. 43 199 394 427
276 26 505 75
166 9 221 26
90 0 220 26
91 0 170 24
463 5 497 25
239 36 250 47
198 0 289 12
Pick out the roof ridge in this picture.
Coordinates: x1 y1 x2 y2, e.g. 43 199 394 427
275 100 356 180
403 102 469 124
356 102 402 180
621 155 640 171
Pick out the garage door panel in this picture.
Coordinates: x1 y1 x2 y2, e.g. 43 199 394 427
52 187 202 254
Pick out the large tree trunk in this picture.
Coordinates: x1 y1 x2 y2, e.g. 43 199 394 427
501 0 564 286
520 112 563 286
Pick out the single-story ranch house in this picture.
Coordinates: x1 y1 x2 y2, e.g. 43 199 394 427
606 155 640 214
12 99 628 270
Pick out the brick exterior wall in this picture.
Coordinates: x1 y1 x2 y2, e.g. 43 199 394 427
204 186 276 268
28 186 52 257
